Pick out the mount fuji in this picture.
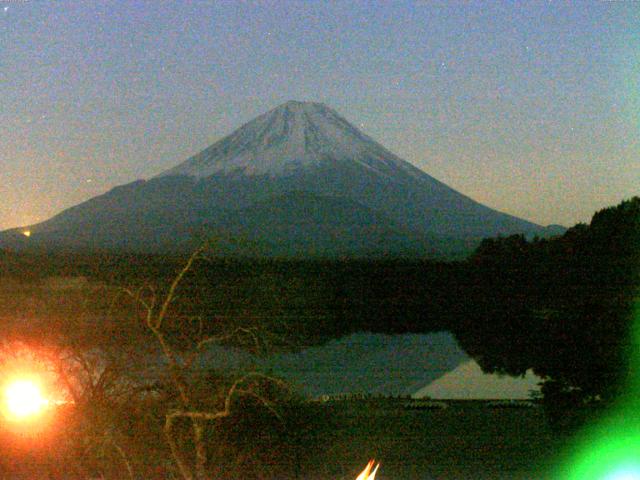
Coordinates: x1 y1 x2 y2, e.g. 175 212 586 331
0 101 560 257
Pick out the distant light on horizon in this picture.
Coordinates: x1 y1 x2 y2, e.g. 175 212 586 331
22 230 31 237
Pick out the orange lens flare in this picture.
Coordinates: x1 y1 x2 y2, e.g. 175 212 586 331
355 460 380 480
3 378 47 420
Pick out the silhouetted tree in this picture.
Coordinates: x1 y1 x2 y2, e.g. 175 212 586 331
453 197 640 430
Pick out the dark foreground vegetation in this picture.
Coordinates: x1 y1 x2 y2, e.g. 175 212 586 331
0 197 637 478
0 396 569 479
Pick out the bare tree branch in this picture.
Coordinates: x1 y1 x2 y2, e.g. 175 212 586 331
156 245 207 331
118 241 288 479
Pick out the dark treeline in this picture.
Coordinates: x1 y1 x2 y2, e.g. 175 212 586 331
453 197 640 421
1 197 638 406
0 249 460 348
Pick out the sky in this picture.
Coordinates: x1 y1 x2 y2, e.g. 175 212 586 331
1 1 638 231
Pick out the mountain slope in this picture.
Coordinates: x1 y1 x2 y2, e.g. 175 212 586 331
0 101 558 256
159 100 426 180
206 191 433 257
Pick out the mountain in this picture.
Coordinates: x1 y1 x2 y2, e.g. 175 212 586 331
0 101 560 257
191 332 470 397
412 360 541 400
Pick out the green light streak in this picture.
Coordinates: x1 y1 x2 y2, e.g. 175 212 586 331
551 301 640 479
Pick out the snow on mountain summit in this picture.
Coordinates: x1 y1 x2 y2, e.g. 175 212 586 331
0 99 549 254
159 101 424 179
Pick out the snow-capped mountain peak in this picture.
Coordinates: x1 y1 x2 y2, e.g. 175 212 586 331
158 101 422 179
1 100 549 255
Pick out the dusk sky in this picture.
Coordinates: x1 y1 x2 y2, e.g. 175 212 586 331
2 1 638 231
